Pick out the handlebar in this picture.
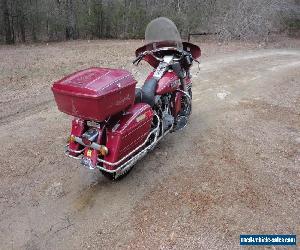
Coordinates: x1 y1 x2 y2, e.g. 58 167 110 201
133 47 198 65
132 55 142 65
132 50 164 65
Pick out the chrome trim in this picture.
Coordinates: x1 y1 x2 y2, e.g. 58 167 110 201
74 137 101 151
97 122 173 175
65 145 85 154
64 113 174 175
177 89 191 101
64 151 82 160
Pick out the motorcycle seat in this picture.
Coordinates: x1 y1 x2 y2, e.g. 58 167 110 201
134 78 158 106
139 78 158 106
135 88 142 103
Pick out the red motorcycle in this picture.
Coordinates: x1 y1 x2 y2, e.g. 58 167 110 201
52 17 201 179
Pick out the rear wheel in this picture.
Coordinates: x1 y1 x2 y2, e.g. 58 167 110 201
99 170 115 180
99 166 134 180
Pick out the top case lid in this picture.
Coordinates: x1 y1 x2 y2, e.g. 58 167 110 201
52 67 137 97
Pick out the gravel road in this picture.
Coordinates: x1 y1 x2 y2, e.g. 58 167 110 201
0 39 299 249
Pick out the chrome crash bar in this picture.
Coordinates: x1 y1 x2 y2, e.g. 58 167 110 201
65 114 173 173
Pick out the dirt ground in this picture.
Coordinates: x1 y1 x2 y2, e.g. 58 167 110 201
0 37 299 249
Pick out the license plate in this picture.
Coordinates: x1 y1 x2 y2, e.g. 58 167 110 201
81 157 95 170
86 149 92 157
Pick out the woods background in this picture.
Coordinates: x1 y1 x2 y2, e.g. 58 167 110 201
1 0 300 44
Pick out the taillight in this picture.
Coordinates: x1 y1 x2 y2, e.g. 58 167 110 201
99 145 109 156
82 128 99 146
82 136 92 146
67 134 76 143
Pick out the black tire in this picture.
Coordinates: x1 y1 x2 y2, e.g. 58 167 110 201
141 78 158 107
188 88 192 114
188 88 192 100
99 166 134 180
99 170 115 180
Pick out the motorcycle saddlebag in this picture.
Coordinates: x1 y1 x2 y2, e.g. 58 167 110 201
104 103 154 170
52 67 137 121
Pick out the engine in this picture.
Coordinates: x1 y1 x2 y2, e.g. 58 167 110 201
154 94 175 133
154 89 192 132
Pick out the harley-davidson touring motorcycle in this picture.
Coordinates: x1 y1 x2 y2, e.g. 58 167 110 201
52 17 201 179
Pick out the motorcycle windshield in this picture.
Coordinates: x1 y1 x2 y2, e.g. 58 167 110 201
144 17 183 50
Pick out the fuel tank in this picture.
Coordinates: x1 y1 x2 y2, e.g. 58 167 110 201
145 71 191 95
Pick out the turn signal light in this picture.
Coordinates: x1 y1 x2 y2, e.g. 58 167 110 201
68 135 76 143
99 145 109 156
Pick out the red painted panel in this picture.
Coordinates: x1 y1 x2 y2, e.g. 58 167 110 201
52 67 137 121
69 118 86 156
155 71 180 95
104 103 153 170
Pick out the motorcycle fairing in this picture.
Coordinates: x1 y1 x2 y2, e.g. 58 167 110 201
135 42 201 68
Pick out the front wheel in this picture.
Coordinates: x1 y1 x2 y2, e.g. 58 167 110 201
173 89 192 131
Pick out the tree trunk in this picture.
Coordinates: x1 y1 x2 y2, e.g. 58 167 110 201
31 0 38 42
20 17 26 43
2 0 14 44
65 0 77 40
96 0 103 38
18 3 26 43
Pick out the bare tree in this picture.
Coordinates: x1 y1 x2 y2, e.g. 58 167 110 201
1 0 14 44
65 0 77 39
0 0 298 44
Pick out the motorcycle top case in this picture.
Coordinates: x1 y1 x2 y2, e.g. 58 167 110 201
52 67 137 121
